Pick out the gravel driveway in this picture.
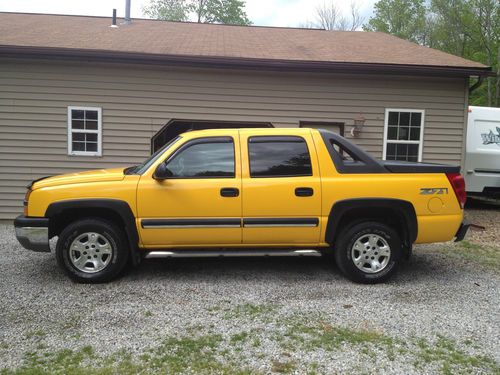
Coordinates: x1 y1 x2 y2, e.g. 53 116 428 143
1 205 499 374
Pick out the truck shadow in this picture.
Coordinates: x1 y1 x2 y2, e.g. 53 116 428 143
124 252 467 285
26 248 478 287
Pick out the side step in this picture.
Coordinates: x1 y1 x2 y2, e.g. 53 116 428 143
144 249 322 259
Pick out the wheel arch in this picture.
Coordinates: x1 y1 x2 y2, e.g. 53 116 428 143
45 199 141 266
325 198 417 252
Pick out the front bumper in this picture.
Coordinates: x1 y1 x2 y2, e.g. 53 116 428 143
14 215 50 252
454 221 471 242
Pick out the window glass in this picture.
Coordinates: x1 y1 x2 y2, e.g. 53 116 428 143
68 107 101 156
249 137 312 177
166 141 234 178
385 110 423 162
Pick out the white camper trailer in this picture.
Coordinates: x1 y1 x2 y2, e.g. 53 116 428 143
464 106 500 198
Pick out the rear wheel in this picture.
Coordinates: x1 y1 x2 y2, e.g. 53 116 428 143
334 221 401 284
56 218 129 283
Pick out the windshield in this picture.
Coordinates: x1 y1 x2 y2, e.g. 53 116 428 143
128 136 181 175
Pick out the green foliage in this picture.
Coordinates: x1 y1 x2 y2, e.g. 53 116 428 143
143 0 191 21
364 0 429 44
365 0 500 106
443 240 500 271
198 0 251 25
143 0 251 25
282 320 396 352
414 335 500 374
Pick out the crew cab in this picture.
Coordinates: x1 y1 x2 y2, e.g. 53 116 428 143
15 128 470 283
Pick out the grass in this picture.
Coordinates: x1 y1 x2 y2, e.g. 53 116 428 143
3 308 499 375
446 240 500 271
207 302 279 321
24 330 46 340
414 335 500 375
281 319 397 354
1 334 255 375
271 359 296 374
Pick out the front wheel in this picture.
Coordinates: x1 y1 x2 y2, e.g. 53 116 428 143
334 221 401 284
56 218 129 283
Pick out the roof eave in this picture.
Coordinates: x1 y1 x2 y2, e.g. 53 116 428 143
0 45 494 78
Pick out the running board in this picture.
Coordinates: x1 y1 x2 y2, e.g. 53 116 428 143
144 249 322 259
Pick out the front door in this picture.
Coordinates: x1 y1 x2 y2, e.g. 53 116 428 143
240 130 322 245
137 132 242 247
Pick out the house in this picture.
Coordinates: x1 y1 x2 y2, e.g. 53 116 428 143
0 12 493 220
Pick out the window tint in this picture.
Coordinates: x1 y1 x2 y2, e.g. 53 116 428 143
166 140 234 178
248 137 312 177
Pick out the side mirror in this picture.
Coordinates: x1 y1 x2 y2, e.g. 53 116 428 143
153 163 173 180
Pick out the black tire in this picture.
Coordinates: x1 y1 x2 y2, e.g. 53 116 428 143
334 221 401 284
56 218 129 283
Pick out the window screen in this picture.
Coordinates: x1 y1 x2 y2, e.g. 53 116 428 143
248 136 312 177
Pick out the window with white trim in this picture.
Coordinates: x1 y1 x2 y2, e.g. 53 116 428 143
383 109 424 162
67 106 102 156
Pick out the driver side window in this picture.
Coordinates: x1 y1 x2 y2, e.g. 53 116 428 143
165 138 235 178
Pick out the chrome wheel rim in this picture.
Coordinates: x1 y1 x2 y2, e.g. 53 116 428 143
351 234 391 274
69 232 113 273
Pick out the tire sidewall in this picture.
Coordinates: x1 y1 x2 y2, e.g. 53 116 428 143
336 222 401 283
56 219 128 283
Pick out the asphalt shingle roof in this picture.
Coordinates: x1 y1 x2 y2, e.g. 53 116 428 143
0 12 490 73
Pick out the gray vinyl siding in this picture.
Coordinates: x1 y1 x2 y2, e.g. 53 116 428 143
0 59 467 219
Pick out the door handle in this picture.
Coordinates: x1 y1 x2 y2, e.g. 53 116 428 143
295 187 314 197
220 188 239 197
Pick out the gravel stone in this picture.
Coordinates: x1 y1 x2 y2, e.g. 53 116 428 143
0 205 499 374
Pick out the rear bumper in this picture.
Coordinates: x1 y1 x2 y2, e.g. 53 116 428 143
14 215 50 252
454 221 471 242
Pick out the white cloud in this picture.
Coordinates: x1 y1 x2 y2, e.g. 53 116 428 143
0 0 377 27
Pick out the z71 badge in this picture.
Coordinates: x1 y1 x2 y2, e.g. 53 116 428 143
420 188 448 195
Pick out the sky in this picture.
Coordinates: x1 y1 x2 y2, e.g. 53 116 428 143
0 0 377 28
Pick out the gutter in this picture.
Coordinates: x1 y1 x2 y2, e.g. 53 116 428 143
468 76 485 94
0 45 495 78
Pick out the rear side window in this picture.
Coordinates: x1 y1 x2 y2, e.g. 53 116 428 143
248 136 312 177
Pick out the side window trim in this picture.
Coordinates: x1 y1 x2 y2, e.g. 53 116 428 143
163 136 236 179
248 135 313 178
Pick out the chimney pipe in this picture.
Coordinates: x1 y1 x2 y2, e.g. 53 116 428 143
124 0 131 24
110 9 118 27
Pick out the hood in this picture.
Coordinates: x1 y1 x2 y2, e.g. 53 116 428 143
31 168 126 189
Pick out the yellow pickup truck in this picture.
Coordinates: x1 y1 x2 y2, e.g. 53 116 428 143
15 128 469 284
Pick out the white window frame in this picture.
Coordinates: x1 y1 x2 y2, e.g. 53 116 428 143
67 106 102 156
382 108 425 162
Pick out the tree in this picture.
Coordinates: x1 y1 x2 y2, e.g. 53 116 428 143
363 0 428 44
143 0 191 21
365 0 500 107
143 0 251 25
303 1 365 31
200 0 251 24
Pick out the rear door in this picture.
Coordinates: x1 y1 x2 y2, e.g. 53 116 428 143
240 130 322 245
